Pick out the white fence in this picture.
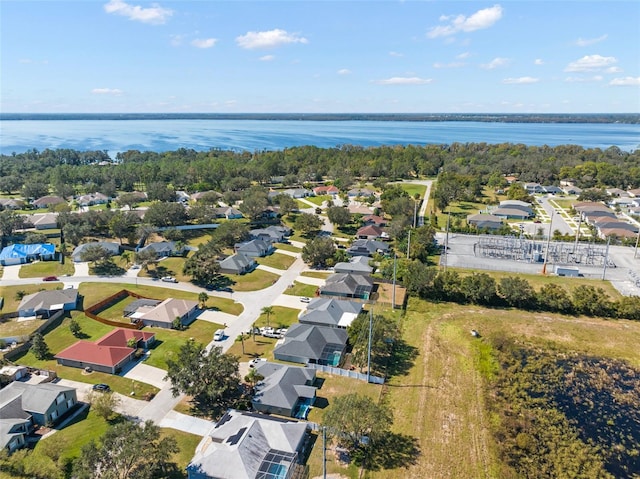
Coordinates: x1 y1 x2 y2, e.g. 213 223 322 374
306 363 384 384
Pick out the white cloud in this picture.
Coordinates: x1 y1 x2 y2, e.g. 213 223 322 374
235 29 308 49
91 88 123 95
191 38 217 49
456 52 470 59
337 69 351 75
372 77 433 85
605 66 623 73
575 34 608 47
259 55 275 61
564 54 617 72
564 75 603 83
427 4 503 38
609 77 640 86
502 77 540 84
104 0 173 25
389 51 404 57
480 57 509 69
534 58 544 65
433 62 465 69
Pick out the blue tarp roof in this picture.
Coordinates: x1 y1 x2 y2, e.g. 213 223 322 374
0 243 55 260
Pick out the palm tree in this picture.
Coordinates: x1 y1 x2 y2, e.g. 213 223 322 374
120 251 131 268
261 306 274 327
244 368 264 393
198 292 209 309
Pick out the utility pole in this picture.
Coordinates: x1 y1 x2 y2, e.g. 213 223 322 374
443 209 451 272
574 212 583 253
322 426 327 479
413 197 418 229
542 210 554 275
392 252 397 309
406 229 411 260
602 236 611 281
367 307 373 383
634 228 639 259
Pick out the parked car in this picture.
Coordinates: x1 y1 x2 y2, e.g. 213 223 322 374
161 276 177 283
92 383 110 392
249 358 267 368
276 328 288 336
42 276 58 282
300 297 311 303
213 329 225 341
260 327 275 336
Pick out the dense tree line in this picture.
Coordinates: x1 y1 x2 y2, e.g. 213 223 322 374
486 337 640 478
379 261 640 320
1 143 638 202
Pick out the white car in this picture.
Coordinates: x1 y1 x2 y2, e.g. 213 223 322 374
249 358 267 368
300 297 311 303
161 276 177 283
213 329 225 341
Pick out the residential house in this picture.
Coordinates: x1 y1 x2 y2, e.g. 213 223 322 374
274 323 348 365
22 213 59 230
0 381 77 429
312 185 339 196
281 188 312 198
252 362 317 418
219 253 256 275
319 273 374 300
346 239 390 257
71 241 120 262
333 255 373 275
573 202 612 213
0 365 28 381
524 183 543 194
563 185 583 195
258 205 281 220
76 192 109 206
55 328 155 374
606 188 629 198
347 188 376 198
542 185 563 195
18 289 79 318
250 225 290 243
191 190 222 202
347 204 375 215
355 224 388 240
0 198 24 210
560 179 577 187
627 188 640 198
213 206 243 219
186 409 308 479
499 200 534 215
0 418 31 453
235 239 274 258
492 207 533 220
361 214 387 227
467 213 504 230
137 241 184 258
298 297 363 329
0 243 56 266
128 298 199 329
598 227 639 240
32 195 66 209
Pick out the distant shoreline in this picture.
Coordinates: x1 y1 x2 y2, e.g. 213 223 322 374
2 113 639 124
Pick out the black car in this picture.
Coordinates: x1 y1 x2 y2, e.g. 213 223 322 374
92 383 110 392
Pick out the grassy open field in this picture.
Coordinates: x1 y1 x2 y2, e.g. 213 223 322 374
283 281 318 297
305 195 330 206
300 271 331 279
306 294 640 478
139 257 190 282
18 260 75 278
224 268 280 292
397 183 427 199
275 242 302 253
255 252 296 270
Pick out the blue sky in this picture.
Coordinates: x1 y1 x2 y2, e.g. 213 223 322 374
1 1 639 113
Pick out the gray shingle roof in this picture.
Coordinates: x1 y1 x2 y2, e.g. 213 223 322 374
18 289 78 314
253 362 316 411
274 323 347 362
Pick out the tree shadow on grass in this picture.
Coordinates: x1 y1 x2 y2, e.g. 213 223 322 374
353 433 421 471
384 339 419 379
93 261 125 277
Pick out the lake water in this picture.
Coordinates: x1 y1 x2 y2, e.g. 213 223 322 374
1 119 638 155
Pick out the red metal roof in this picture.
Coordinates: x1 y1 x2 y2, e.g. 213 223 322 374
55 341 132 368
96 328 155 347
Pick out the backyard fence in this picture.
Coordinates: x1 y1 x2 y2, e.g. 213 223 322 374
2 309 66 361
306 363 384 384
84 289 148 330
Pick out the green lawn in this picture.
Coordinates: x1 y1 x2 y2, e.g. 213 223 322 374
0 317 41 340
18 260 75 279
0 283 64 312
398 183 427 199
161 429 203 476
304 195 330 206
138 256 189 282
143 320 224 370
226 306 300 362
300 271 331 279
283 281 318 297
225 268 280 292
274 242 302 253
255 252 296 270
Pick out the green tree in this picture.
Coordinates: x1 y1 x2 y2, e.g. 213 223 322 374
23 232 48 244
409 225 438 262
460 273 498 305
272 194 297 216
115 192 142 210
108 211 140 244
244 368 264 393
72 420 178 479
87 391 121 421
211 221 250 248
497 276 537 309
69 318 82 337
198 292 209 309
239 187 269 220
79 244 112 267
261 306 274 327
145 182 176 202
30 332 50 360
183 241 222 285
537 283 573 314
143 202 187 228
323 394 393 451
326 206 351 228
0 210 27 242
572 285 613 317
301 236 336 267
507 183 532 202
294 212 323 236
347 314 400 373
165 340 241 416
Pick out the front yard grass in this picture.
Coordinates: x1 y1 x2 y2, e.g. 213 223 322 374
304 195 330 206
255 252 296 270
283 281 318 297
274 242 302 253
300 271 331 279
398 183 427 199
138 257 189 282
18 260 75 279
225 268 280 292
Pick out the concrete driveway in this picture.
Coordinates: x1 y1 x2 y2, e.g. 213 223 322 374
197 309 238 325
1 264 21 280
272 294 309 310
122 362 169 389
